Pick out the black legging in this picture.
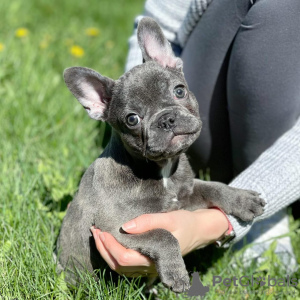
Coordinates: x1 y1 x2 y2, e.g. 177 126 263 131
181 0 300 183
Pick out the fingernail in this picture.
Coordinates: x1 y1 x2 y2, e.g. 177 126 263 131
99 232 105 242
122 220 136 231
90 226 95 232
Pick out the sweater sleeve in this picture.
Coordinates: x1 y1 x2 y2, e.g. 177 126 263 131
125 0 213 72
177 0 213 48
225 116 300 246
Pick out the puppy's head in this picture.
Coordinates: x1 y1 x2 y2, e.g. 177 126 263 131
64 17 202 161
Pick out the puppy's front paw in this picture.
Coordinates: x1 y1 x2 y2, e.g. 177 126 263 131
230 189 265 222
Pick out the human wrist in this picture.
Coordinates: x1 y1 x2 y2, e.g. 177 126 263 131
194 209 229 247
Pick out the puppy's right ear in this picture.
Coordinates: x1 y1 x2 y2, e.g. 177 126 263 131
137 17 182 70
63 67 115 121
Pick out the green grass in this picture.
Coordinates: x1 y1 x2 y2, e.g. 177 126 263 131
0 0 299 299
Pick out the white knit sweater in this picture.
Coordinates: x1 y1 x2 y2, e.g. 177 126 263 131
125 0 300 245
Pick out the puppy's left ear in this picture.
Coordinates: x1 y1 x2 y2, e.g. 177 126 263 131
137 17 183 70
64 67 115 121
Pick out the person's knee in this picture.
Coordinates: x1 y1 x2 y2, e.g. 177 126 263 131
243 0 300 27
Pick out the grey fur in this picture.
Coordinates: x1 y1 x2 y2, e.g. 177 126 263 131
57 17 265 293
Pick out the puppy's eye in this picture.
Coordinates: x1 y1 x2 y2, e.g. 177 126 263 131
174 85 186 99
127 114 140 126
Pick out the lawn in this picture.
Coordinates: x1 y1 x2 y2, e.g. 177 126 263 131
0 0 299 299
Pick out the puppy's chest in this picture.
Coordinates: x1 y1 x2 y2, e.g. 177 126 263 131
158 159 185 212
161 159 173 189
125 163 185 213
161 182 181 212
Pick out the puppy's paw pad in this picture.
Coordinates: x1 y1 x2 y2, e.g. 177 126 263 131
231 190 266 222
161 269 190 293
172 274 190 293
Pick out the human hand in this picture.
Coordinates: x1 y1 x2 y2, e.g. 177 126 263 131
90 208 228 277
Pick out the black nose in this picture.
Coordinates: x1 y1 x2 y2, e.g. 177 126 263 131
158 113 176 130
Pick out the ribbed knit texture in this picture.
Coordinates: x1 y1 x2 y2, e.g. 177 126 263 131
227 116 300 245
177 0 213 47
144 0 192 43
125 16 144 72
125 0 300 245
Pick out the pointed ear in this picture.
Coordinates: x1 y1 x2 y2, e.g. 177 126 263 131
63 67 115 121
137 17 183 70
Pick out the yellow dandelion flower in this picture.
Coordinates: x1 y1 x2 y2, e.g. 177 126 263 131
85 27 100 37
70 45 84 58
15 27 29 38
0 43 4 52
105 40 114 49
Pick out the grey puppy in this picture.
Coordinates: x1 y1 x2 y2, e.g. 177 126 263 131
57 17 265 292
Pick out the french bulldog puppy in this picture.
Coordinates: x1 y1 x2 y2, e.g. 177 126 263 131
57 17 265 292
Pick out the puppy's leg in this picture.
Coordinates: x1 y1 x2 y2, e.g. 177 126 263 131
183 179 265 222
115 229 190 293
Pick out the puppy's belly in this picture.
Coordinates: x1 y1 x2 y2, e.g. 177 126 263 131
93 196 181 235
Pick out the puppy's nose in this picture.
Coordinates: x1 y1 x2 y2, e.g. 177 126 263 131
157 113 176 131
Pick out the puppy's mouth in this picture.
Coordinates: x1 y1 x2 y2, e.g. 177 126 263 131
144 129 200 161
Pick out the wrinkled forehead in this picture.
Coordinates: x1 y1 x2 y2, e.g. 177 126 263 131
124 65 169 94
117 62 184 104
